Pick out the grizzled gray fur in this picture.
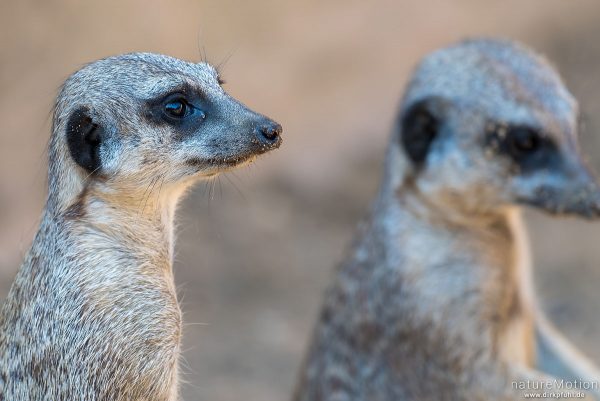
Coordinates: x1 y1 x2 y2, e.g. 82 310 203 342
294 39 600 401
0 53 281 400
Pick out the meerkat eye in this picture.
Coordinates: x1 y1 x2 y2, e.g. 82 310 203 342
489 124 558 173
149 92 206 126
507 127 541 155
164 99 190 118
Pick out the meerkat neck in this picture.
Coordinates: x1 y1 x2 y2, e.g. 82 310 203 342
367 187 537 364
378 186 527 263
75 182 188 262
38 178 192 278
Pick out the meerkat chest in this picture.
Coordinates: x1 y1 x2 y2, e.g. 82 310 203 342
398 226 532 354
75 264 182 399
66 231 183 398
0 256 182 401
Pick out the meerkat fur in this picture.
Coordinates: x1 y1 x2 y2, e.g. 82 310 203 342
294 38 600 401
0 53 282 401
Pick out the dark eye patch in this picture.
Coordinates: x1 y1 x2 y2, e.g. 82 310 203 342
160 93 205 122
144 84 209 139
485 124 559 173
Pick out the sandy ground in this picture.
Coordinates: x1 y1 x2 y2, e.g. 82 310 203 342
1 1 600 400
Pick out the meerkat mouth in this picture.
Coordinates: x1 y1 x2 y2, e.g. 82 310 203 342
186 153 259 172
186 137 281 174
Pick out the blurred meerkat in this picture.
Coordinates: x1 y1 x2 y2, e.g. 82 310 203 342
0 53 281 400
294 39 600 401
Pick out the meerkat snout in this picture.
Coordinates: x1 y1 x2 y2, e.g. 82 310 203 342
393 39 600 218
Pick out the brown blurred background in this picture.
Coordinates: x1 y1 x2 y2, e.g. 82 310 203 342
2 1 600 399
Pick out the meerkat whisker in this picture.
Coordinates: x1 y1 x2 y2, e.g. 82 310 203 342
223 173 246 201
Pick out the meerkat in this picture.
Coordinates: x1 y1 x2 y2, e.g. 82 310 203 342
293 38 600 401
0 53 281 400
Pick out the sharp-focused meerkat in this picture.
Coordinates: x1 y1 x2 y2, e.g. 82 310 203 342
0 53 281 400
294 39 600 401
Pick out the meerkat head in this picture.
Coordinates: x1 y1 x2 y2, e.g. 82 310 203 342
390 38 600 219
47 53 281 211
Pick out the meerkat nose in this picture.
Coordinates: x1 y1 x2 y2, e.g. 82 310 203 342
567 162 600 218
253 119 282 148
582 186 600 218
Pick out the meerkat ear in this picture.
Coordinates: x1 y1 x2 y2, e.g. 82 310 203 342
66 107 105 174
399 98 442 167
